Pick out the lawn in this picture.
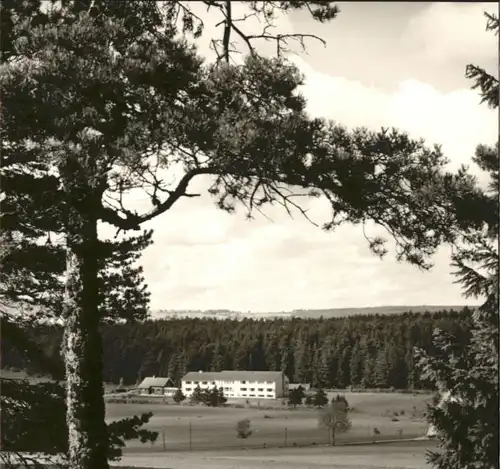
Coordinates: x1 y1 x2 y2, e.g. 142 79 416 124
0 442 437 469
106 392 432 453
113 440 436 469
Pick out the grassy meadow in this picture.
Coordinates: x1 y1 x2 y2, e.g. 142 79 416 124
114 440 436 469
106 391 432 453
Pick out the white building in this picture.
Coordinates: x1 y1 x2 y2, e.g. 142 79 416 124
181 370 289 399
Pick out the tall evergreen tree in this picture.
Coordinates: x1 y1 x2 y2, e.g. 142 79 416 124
416 13 499 469
210 342 225 372
349 343 364 387
167 354 178 385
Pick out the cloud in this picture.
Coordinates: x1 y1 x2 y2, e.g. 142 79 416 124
100 3 494 312
403 3 497 64
291 56 496 180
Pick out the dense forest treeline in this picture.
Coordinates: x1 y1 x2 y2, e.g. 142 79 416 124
3 309 473 390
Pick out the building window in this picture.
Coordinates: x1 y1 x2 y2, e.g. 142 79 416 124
266 394 273 398
250 388 255 391
185 381 192 384
241 387 247 391
202 381 208 385
194 381 199 385
258 394 264 397
185 388 191 392
258 388 263 392
267 388 273 392
249 394 255 397
241 381 246 384
211 381 216 385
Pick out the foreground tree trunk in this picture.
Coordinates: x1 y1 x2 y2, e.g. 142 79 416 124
61 160 109 469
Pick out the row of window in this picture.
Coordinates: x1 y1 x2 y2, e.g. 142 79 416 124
184 380 276 385
240 387 273 392
239 381 275 384
184 387 274 393
183 388 275 398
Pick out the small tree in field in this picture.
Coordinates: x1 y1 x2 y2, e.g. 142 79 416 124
319 399 351 446
203 386 227 407
217 387 227 406
190 385 203 404
173 389 186 404
334 394 350 409
313 388 329 408
236 418 253 442
288 386 305 408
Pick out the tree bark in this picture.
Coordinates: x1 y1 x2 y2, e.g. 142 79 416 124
61 160 108 469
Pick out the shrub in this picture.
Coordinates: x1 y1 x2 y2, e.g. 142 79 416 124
236 418 252 439
173 389 186 404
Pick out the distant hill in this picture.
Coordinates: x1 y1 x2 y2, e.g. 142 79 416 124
152 305 475 320
289 305 475 318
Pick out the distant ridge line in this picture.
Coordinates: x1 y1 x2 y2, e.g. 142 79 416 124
151 304 475 320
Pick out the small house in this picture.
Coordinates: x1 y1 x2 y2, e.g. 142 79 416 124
137 376 177 396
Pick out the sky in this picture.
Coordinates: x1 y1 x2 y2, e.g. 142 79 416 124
100 2 498 313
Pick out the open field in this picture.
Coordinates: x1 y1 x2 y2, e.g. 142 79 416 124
0 441 438 469
114 440 437 469
106 392 431 453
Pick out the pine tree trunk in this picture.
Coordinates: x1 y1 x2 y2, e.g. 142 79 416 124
61 161 108 469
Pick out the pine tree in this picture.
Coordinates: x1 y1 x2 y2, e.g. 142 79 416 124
373 349 389 388
210 342 225 372
173 389 186 404
190 385 203 404
1 3 485 468
416 13 499 469
293 338 307 383
288 386 306 408
313 388 329 408
318 341 333 387
167 354 178 386
349 343 363 387
217 387 227 406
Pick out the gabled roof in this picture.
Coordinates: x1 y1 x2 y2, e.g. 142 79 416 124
182 370 285 382
137 377 173 388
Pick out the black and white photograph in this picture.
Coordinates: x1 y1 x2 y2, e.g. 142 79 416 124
1 2 498 469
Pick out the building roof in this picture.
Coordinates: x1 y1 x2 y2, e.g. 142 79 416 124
182 370 285 382
137 377 172 388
